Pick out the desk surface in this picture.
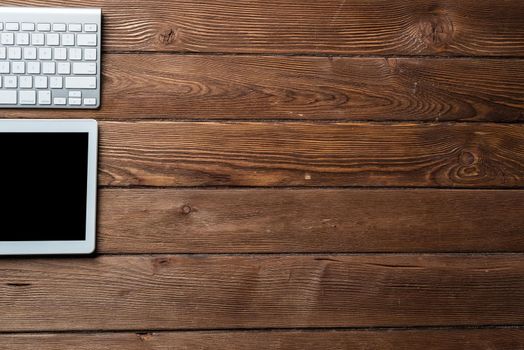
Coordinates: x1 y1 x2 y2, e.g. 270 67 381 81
1 0 524 348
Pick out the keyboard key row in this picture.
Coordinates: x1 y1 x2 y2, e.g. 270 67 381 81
0 47 97 60
0 61 96 75
0 32 97 46
0 75 97 89
0 90 97 105
0 23 97 32
1 61 68 74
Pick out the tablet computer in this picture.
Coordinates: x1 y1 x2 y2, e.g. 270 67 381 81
0 119 97 255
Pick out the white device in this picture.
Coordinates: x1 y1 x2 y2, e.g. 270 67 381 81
0 7 101 108
0 119 98 255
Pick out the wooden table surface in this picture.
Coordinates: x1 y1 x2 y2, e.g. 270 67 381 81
1 0 524 348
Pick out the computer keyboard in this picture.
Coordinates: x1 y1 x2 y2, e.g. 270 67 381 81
0 7 101 109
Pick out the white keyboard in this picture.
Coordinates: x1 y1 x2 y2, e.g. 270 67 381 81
0 7 101 109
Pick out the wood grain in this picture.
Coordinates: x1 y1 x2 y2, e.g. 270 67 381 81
1 0 522 346
3 329 524 350
1 56 523 121
3 0 524 56
98 188 524 253
1 255 524 331
98 122 524 188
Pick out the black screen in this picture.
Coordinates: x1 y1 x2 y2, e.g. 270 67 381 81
0 133 89 241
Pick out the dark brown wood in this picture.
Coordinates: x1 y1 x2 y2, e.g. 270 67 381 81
3 329 524 350
1 255 524 331
98 122 524 188
4 0 524 56
1 0 522 346
1 56 523 121
98 188 524 253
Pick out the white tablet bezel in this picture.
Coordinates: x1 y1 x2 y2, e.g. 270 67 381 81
0 119 97 255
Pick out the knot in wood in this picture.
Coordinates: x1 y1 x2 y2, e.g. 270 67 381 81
152 257 171 274
136 332 154 342
459 150 477 166
454 148 484 180
418 11 454 50
159 27 178 45
181 204 192 215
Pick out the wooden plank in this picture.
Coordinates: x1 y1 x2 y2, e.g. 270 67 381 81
98 188 524 253
4 0 524 56
1 255 524 331
3 329 524 350
98 122 524 188
1 56 523 121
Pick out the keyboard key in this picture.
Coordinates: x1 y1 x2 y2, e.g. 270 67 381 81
38 47 52 60
52 23 66 32
69 91 82 98
73 62 96 75
21 23 35 31
42 62 56 74
69 48 82 60
38 91 51 105
54 97 66 105
37 23 51 31
19 90 36 104
68 23 82 32
77 34 97 46
34 76 48 89
0 91 17 104
32 33 45 46
65 77 96 89
1 33 14 45
69 97 82 105
0 62 9 73
84 24 98 32
4 76 18 88
61 33 75 46
8 47 22 59
27 62 40 74
50 76 63 89
84 48 97 61
84 98 97 106
16 33 30 45
0 47 6 59
6 22 20 31
19 76 33 88
57 62 71 74
54 47 67 60
46 33 60 46
12 62 25 74
23 47 37 60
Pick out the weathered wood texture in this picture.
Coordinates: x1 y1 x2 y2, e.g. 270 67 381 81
1 0 523 346
4 0 524 56
1 56 523 121
3 329 524 350
98 122 524 188
98 188 524 253
1 255 524 331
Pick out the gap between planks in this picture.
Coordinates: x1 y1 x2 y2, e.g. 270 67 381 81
106 51 524 60
1 324 524 335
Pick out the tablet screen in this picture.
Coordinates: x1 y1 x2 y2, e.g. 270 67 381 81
1 132 89 241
